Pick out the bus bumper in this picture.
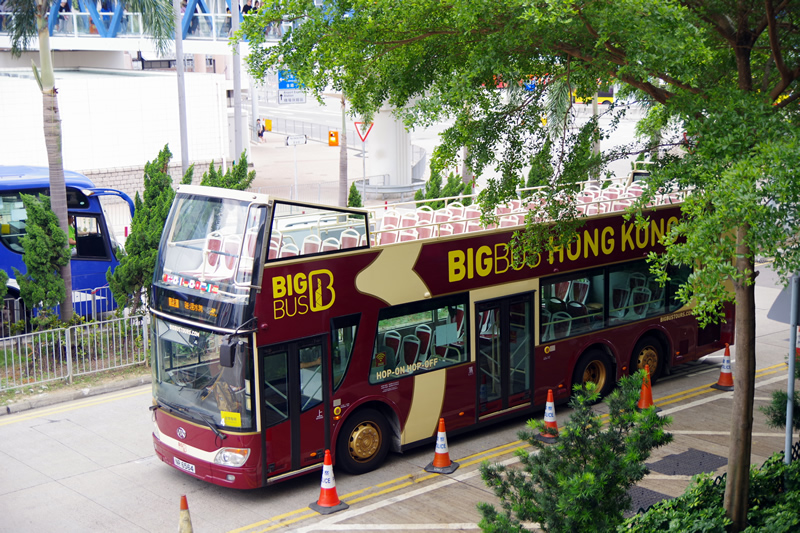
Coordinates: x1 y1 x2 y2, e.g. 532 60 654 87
152 433 262 489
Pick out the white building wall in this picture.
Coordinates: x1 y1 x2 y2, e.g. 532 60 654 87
0 68 230 173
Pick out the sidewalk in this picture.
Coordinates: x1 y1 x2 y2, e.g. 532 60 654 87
248 132 366 195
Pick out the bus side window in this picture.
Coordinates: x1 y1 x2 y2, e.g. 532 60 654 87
262 348 289 427
331 317 358 390
74 215 108 259
369 297 467 385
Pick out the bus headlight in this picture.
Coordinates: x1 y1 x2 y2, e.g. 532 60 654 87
214 448 250 467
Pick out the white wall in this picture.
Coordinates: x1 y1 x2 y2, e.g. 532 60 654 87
0 68 230 172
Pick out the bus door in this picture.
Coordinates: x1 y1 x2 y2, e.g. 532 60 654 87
260 335 328 479
476 293 534 418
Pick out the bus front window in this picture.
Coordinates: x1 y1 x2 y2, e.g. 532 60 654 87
152 317 253 430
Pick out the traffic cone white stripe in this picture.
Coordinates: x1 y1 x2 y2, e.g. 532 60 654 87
424 418 459 474
309 449 349 515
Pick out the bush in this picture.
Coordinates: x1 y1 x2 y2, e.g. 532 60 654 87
622 453 800 533
479 372 673 533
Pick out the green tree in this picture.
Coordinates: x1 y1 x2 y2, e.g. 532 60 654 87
479 374 672 533
348 182 363 208
240 3 800 528
107 146 186 312
7 0 174 322
525 140 554 190
194 152 255 190
413 168 471 210
0 269 8 301
11 194 71 329
761 362 800 434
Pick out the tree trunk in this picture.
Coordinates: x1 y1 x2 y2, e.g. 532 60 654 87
461 146 473 187
724 225 756 531
339 95 348 206
38 13 73 322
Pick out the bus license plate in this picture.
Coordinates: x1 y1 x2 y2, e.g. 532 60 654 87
173 457 196 474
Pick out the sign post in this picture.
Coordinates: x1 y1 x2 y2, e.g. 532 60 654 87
278 70 306 105
286 134 308 200
354 122 373 201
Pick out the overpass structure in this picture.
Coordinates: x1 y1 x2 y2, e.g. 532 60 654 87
0 1 423 194
0 0 275 56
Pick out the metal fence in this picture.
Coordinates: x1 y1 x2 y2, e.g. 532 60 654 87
0 313 148 392
267 117 362 149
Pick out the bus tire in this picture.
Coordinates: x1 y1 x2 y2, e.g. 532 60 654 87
336 408 390 475
572 350 613 398
631 336 664 384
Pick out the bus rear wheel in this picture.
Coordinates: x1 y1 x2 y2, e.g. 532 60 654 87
632 336 664 384
572 350 613 398
336 408 390 475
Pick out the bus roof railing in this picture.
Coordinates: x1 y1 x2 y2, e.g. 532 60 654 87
365 179 687 247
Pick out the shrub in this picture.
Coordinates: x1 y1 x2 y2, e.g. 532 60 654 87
479 372 673 533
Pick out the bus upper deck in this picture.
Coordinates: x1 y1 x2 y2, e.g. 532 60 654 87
160 178 683 286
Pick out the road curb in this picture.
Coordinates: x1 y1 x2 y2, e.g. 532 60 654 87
2 375 152 416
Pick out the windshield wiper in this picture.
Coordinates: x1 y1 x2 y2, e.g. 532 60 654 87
151 399 227 440
196 412 227 441
150 397 187 414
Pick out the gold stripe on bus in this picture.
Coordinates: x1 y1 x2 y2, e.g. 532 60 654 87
477 401 531 422
401 371 447 445
356 242 428 305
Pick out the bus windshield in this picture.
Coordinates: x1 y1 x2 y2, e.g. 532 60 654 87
152 187 268 330
152 316 253 430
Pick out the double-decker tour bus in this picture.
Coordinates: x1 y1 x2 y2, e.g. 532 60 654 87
0 166 134 310
149 182 733 489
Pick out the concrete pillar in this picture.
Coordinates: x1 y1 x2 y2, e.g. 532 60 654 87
367 107 411 185
194 54 207 73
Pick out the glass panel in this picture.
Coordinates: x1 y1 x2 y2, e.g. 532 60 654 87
508 301 530 396
262 348 289 427
332 316 358 390
477 308 502 403
370 296 467 384
609 261 657 325
73 215 108 259
152 317 253 430
269 200 369 259
299 344 323 411
667 264 692 312
541 269 604 341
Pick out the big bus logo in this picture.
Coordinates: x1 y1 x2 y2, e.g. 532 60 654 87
271 269 335 319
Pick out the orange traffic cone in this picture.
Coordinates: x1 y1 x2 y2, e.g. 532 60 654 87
711 343 734 391
178 495 193 533
535 389 559 443
637 365 661 412
309 450 349 515
424 418 459 474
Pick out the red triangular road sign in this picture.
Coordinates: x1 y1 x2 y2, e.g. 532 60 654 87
354 122 373 142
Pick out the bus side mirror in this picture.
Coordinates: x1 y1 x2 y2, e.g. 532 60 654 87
220 339 236 368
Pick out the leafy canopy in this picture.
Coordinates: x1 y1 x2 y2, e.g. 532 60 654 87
240 0 800 324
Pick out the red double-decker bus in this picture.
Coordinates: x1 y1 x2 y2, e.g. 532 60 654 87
149 183 733 489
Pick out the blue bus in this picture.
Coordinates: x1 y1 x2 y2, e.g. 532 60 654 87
0 166 134 309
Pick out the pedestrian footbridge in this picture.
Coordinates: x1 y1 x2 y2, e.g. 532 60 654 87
0 0 279 55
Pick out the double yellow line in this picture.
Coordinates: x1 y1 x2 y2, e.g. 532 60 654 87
0 386 150 427
655 361 786 409
229 439 531 533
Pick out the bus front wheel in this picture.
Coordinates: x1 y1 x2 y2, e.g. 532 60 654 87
572 350 613 398
336 408 390 475
632 336 664 384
